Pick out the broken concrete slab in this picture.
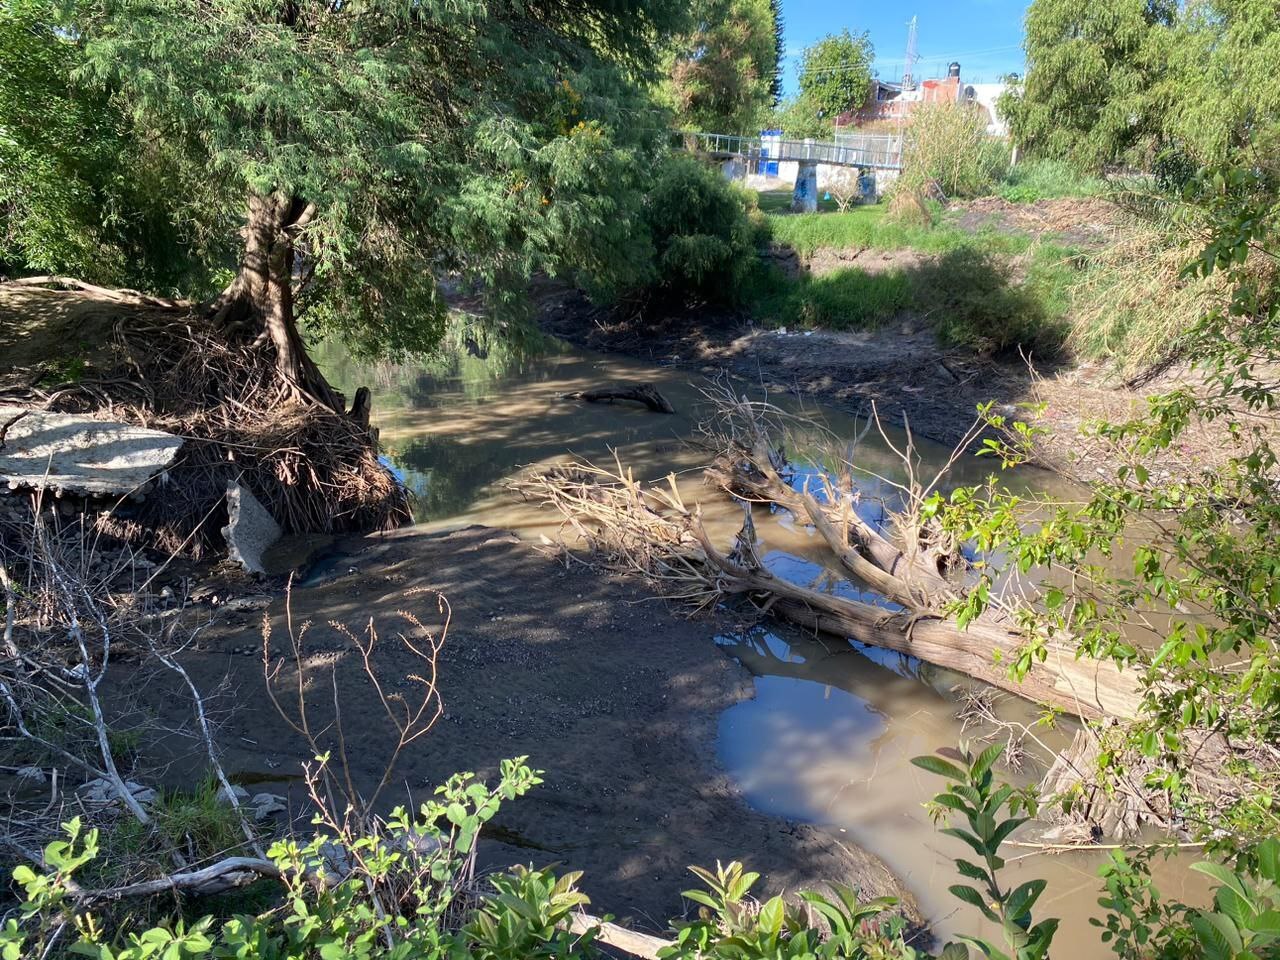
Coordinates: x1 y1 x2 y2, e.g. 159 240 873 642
221 482 281 576
0 405 183 497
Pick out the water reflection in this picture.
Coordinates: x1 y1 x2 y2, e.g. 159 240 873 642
716 626 1212 948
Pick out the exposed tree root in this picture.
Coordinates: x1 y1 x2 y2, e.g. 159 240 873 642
3 281 410 554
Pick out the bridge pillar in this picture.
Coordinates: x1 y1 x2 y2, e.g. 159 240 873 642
791 160 819 213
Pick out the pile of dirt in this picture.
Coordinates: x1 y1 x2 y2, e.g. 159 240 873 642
950 197 1121 248
805 246 929 278
0 281 409 556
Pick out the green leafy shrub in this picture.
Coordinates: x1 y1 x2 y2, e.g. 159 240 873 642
462 864 597 960
660 860 917 960
7 752 1280 960
2 759 543 960
914 744 1055 960
640 153 760 303
921 247 1072 356
747 242 1075 357
914 745 1280 960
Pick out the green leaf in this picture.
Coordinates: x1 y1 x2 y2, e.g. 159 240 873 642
912 755 968 782
970 743 1005 782
757 895 785 935
949 884 1001 924
1005 879 1047 921
1190 861 1251 903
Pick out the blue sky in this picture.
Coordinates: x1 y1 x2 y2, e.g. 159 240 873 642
779 0 1028 94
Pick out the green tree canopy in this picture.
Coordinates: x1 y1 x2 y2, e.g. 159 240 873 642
1001 0 1175 170
661 0 781 134
1158 0 1280 168
775 29 873 140
0 1 205 287
10 0 684 410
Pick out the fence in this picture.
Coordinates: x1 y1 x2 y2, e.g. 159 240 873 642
679 131 902 170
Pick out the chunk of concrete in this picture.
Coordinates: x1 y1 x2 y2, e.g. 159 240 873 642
222 482 281 575
0 405 183 496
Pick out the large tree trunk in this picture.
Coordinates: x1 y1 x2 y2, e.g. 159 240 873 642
210 192 346 413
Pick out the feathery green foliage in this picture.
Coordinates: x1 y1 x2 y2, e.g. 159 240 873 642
1000 0 1175 170
1005 0 1280 174
0 2 207 287
661 0 781 134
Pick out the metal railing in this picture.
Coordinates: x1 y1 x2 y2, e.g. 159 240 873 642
679 131 902 170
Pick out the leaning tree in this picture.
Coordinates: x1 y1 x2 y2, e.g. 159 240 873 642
66 0 683 413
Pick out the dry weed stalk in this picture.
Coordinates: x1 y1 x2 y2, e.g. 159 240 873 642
261 585 451 898
3 503 462 906
0 499 266 887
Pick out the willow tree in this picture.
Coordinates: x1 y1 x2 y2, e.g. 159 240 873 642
661 0 782 134
1001 0 1176 169
68 0 681 412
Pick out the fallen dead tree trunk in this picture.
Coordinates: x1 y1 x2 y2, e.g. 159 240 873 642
514 452 1249 839
689 516 1143 723
561 383 676 414
705 442 957 611
515 463 1143 723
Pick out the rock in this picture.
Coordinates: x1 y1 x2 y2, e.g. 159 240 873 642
221 483 282 576
250 792 287 821
16 765 46 783
0 406 183 497
218 784 250 804
80 778 157 807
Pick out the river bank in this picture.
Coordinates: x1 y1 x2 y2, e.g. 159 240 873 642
536 285 1239 480
145 524 922 932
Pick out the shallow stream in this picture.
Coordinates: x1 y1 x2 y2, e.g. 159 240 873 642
320 337 1209 949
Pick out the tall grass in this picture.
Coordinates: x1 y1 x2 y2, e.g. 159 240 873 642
1066 226 1239 373
745 238 1078 355
998 159 1107 203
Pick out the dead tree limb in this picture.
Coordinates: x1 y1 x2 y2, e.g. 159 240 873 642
516 464 1143 722
569 913 669 959
560 383 676 414
76 856 282 902
2 275 188 309
687 515 1144 723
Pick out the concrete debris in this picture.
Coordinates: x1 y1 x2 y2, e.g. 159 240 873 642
219 784 250 804
221 482 282 576
0 405 183 497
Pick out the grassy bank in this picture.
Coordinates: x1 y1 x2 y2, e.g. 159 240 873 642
748 202 1079 355
763 202 1039 258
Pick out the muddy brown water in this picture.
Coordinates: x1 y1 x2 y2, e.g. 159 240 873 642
320 338 1210 948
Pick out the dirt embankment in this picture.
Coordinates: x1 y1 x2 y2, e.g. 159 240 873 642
538 288 1027 452
536 286 1238 481
141 525 919 931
